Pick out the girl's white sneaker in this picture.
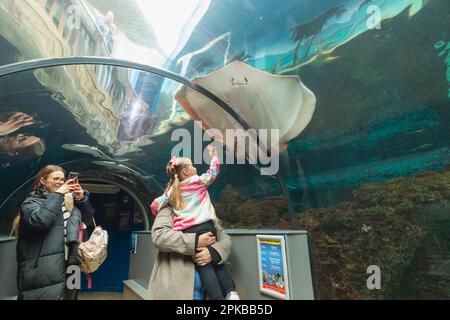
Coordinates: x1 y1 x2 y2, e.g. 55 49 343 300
225 291 240 300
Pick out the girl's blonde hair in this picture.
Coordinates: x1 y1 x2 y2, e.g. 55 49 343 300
165 157 190 210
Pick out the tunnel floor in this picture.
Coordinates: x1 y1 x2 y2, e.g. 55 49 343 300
78 292 123 300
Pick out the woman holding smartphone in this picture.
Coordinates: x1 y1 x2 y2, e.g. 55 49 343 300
16 165 94 300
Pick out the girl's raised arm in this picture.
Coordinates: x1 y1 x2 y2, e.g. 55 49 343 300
150 192 169 216
199 155 220 187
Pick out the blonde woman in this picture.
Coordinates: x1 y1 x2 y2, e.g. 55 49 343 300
16 165 94 300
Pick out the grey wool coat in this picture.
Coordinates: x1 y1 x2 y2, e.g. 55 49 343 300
146 207 232 300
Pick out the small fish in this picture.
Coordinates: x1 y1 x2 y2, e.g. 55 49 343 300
1 162 10 168
406 129 425 135
411 143 433 153
29 120 50 129
362 224 372 232
325 55 340 62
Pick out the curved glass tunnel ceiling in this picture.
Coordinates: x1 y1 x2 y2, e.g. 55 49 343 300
0 62 230 156
1 0 450 300
0 61 288 231
0 0 437 77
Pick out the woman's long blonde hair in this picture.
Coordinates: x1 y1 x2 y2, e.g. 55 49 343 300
10 213 20 238
31 165 65 195
165 157 190 210
11 165 66 237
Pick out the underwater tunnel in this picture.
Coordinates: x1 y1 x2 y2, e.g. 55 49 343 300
0 0 449 300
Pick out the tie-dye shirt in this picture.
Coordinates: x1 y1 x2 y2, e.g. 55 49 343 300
150 156 220 231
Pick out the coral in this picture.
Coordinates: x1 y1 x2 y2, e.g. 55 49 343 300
300 203 423 299
216 185 292 229
353 171 450 214
215 185 249 225
307 163 450 299
217 161 450 299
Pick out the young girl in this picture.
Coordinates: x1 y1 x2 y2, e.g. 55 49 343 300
150 144 239 300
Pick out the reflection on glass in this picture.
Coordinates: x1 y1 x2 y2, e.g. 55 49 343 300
0 0 111 66
94 10 117 53
62 144 112 160
0 112 46 166
117 100 156 141
0 112 35 136
0 134 45 162
26 65 199 156
0 0 449 300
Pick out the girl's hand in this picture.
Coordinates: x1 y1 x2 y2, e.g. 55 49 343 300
207 144 217 158
198 232 216 247
72 183 84 201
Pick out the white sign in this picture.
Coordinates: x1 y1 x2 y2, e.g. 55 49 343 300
256 235 290 300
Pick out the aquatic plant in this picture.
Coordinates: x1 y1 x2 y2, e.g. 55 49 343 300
216 185 291 229
218 161 450 299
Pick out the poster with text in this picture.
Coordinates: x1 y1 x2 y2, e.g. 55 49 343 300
257 235 289 299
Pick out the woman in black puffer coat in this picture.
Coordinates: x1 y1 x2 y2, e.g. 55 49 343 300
16 165 94 300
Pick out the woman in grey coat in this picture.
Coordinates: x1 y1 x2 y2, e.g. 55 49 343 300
147 206 232 299
16 165 94 300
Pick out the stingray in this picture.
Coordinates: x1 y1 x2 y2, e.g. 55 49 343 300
175 61 316 158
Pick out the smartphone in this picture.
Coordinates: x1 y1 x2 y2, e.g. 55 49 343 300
68 172 79 183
